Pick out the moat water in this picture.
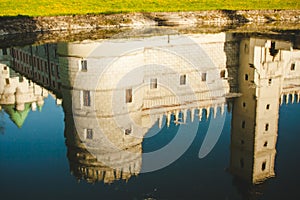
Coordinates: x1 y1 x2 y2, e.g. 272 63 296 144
0 28 300 200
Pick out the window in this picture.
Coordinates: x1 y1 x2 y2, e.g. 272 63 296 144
56 65 60 78
86 129 93 139
265 123 269 131
5 78 10 85
242 102 246 108
51 63 55 76
264 141 268 147
242 120 246 129
240 158 244 168
45 61 48 72
268 79 272 85
81 60 87 71
126 88 132 103
262 161 266 171
180 74 186 85
245 74 249 81
150 78 158 89
201 73 207 81
291 63 295 71
2 48 7 55
124 128 132 135
241 140 244 145
83 90 91 106
220 70 226 78
266 104 270 110
244 43 249 54
19 76 23 82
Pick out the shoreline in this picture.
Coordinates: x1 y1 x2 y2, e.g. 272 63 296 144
0 10 300 35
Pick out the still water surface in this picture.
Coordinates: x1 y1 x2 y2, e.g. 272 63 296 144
0 29 300 199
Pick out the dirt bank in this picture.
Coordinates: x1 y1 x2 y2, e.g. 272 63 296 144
0 10 300 35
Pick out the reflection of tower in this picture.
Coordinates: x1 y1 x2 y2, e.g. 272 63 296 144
59 42 144 184
230 37 300 185
58 33 235 183
0 64 49 128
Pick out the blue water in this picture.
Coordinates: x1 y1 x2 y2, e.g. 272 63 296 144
0 95 299 199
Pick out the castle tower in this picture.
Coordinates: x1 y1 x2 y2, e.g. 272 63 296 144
230 38 289 184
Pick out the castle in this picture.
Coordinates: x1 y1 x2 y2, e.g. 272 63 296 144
1 30 300 185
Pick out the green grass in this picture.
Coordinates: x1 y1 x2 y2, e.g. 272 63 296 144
0 0 299 16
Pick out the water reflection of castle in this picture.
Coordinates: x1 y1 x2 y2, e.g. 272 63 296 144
0 45 61 128
0 32 300 185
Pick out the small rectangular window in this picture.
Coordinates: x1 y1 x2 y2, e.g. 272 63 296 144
245 74 249 81
291 63 295 71
268 79 272 85
81 60 87 71
242 120 246 129
124 128 132 135
201 73 207 81
220 70 226 78
180 74 186 85
262 161 266 171
19 76 24 82
43 61 46 72
266 104 270 110
265 123 269 131
242 102 246 108
2 48 7 55
51 63 55 76
86 129 93 139
244 43 249 54
56 65 60 78
83 90 91 106
150 78 158 89
126 88 132 103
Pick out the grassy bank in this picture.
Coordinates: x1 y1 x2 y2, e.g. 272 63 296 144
0 0 299 16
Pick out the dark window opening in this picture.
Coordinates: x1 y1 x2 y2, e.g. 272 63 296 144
269 41 279 57
266 104 270 110
201 73 207 81
265 123 269 131
220 70 226 78
125 128 132 135
243 102 246 108
264 141 268 147
83 90 91 106
56 65 60 78
150 78 158 89
51 64 55 76
242 120 246 129
180 74 186 85
2 48 7 55
81 60 87 71
126 88 132 103
241 140 244 145
244 43 249 54
86 129 93 139
268 79 272 85
240 158 244 168
245 74 249 81
262 161 266 171
291 63 296 71
19 76 24 82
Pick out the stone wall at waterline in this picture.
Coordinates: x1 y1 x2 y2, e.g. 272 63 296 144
1 10 300 35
